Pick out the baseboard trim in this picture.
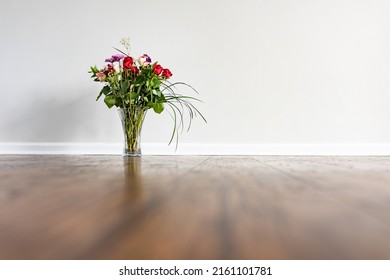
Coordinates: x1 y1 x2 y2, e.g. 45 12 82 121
1 142 390 155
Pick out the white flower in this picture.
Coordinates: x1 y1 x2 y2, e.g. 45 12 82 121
137 54 151 66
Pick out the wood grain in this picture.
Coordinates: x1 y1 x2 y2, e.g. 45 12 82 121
0 155 390 259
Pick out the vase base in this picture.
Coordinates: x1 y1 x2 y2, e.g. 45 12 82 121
123 152 141 157
122 154 141 157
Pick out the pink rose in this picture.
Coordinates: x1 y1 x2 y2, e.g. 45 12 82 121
96 72 106 82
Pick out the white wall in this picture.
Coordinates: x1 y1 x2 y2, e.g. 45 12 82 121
1 0 390 154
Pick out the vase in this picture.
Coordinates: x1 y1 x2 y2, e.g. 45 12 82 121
118 107 147 157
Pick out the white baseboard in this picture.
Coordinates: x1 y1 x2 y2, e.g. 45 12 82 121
1 142 390 155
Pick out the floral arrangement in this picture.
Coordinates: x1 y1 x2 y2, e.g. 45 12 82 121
89 38 205 155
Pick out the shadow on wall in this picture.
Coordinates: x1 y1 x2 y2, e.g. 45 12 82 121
1 86 118 142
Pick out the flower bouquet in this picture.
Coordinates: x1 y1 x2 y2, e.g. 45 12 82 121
89 38 205 156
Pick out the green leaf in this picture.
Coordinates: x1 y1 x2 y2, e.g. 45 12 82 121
135 75 145 85
89 65 99 74
104 95 116 108
102 85 110 94
130 92 138 100
121 81 129 93
152 102 164 114
96 85 111 101
152 89 161 97
115 97 123 107
96 92 103 101
152 77 160 88
158 95 166 103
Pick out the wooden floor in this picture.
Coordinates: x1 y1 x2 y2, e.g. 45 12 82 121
0 155 390 259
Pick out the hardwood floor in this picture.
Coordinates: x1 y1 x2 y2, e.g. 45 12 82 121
0 155 390 259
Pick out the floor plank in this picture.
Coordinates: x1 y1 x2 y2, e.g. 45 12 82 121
0 155 390 259
251 156 390 227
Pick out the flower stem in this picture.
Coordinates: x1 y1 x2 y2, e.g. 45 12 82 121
119 107 146 156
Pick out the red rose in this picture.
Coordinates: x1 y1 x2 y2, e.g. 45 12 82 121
129 66 139 75
162 68 172 78
153 64 163 75
123 56 134 69
123 56 138 74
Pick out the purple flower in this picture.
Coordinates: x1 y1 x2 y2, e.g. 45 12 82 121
105 54 125 63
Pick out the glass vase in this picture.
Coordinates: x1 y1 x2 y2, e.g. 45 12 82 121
118 107 147 157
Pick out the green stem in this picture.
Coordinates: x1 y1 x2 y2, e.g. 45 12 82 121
121 106 146 155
